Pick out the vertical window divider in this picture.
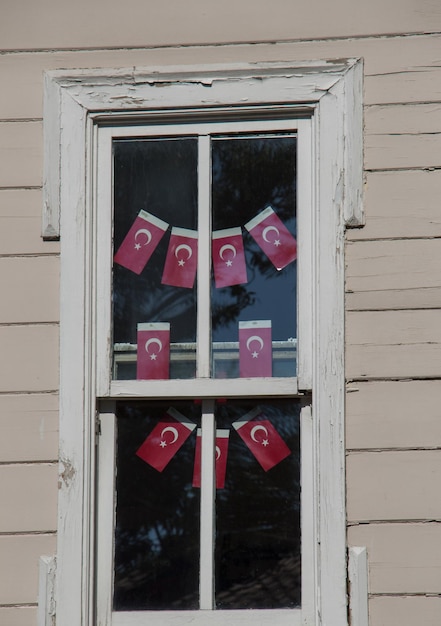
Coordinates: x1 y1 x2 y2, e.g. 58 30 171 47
199 399 216 609
197 134 212 378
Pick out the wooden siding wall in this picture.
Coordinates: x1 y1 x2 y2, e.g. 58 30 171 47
1 2 441 624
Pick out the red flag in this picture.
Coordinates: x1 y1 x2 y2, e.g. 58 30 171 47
137 322 170 380
136 407 196 472
114 209 169 275
245 205 297 271
212 227 247 288
161 227 198 288
233 408 291 471
192 429 229 489
239 320 272 378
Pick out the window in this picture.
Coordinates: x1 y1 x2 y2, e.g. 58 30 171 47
44 59 363 626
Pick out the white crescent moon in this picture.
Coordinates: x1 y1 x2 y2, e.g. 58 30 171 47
135 228 152 245
160 426 179 444
219 243 237 260
175 243 193 260
262 225 280 243
250 424 269 443
145 337 163 353
215 446 221 460
246 335 264 352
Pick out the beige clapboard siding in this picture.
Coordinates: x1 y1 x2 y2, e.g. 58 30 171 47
0 464 58 532
1 0 441 51
0 256 59 323
0 534 56 604
0 34 441 120
347 450 441 522
346 380 441 449
0 189 59 256
365 103 441 136
0 325 58 392
0 607 36 626
0 122 42 188
346 309 441 380
347 170 441 240
0 393 58 462
345 239 441 310
348 522 441 594
365 133 441 170
369 596 441 626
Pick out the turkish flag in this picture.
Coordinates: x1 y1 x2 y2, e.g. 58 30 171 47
136 407 196 472
192 429 229 489
212 227 247 288
137 322 170 380
233 407 291 471
114 209 169 275
161 227 198 288
245 206 297 271
239 320 272 378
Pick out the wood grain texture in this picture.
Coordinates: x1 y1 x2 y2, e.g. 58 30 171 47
346 239 441 310
347 450 441 521
0 464 58 532
346 310 441 379
1 0 441 50
0 394 58 462
348 522 441 594
0 607 37 626
0 122 42 188
365 133 441 170
0 256 59 323
0 325 58 392
369 596 441 626
347 170 441 240
346 380 441 449
0 534 56 605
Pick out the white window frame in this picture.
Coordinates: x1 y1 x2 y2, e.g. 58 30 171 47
43 59 363 626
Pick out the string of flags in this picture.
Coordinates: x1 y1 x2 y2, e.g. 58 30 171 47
135 406 292 489
114 205 297 288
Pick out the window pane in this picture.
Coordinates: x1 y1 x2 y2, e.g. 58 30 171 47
113 138 198 380
113 401 201 610
211 135 297 378
215 399 301 609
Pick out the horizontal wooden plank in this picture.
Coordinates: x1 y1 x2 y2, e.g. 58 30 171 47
0 122 42 188
0 534 56 604
369 596 441 626
365 132 441 170
0 325 58 392
347 170 441 240
346 239 441 310
0 189 59 255
0 464 58 533
1 0 441 51
0 394 58 462
346 310 441 379
365 103 441 136
347 450 441 522
1 35 441 119
348 522 441 594
0 607 37 626
0 256 59 323
346 380 441 449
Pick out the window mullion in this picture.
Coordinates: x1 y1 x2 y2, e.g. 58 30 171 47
199 399 216 609
196 134 211 378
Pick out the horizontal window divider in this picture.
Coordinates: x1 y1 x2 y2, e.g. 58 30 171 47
112 608 301 626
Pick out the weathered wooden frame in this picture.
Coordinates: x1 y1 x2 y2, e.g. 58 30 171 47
43 59 363 626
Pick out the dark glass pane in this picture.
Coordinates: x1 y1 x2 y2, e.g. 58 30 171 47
211 135 297 379
215 399 301 609
114 401 201 610
113 138 198 380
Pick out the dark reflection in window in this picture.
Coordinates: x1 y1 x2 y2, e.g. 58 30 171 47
215 399 301 609
211 135 297 378
114 401 201 610
113 138 198 380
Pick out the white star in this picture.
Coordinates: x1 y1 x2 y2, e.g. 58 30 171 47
178 259 185 267
225 260 233 267
150 353 157 361
262 439 269 447
273 239 281 247
134 243 141 250
159 440 167 448
252 351 259 358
